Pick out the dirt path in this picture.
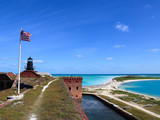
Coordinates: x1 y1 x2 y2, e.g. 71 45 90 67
28 78 58 120
104 94 160 118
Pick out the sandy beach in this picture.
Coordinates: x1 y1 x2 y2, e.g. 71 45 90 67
83 78 160 99
83 78 160 118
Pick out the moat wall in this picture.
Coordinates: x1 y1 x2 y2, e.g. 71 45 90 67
83 93 138 120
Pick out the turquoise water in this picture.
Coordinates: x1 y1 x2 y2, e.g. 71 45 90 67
52 74 160 97
120 80 160 98
52 74 160 86
82 95 127 120
52 74 120 86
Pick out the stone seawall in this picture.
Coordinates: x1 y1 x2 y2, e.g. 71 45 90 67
83 93 138 120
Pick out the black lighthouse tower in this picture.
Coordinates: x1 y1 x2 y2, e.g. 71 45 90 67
26 57 34 70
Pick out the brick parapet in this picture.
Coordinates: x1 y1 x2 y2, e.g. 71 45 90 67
63 77 82 83
63 78 88 120
63 77 82 100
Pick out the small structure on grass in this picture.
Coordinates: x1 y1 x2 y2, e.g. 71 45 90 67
144 104 153 107
124 106 130 110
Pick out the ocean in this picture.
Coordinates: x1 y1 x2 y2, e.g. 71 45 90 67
52 74 120 86
52 74 160 98
119 80 160 98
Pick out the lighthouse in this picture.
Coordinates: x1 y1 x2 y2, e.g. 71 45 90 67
26 57 34 70
20 57 40 78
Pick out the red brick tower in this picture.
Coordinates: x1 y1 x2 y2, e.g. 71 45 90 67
63 77 82 100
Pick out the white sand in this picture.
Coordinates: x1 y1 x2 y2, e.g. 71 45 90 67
83 78 160 118
83 79 160 95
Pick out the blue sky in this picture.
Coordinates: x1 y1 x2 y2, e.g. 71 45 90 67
0 0 160 74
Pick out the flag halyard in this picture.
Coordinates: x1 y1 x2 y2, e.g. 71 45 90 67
20 30 31 42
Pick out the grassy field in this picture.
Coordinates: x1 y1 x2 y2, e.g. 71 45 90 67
111 90 160 115
99 95 160 120
114 76 160 82
0 77 81 120
0 76 53 102
36 78 81 120
0 88 26 102
21 75 53 86
0 82 43 120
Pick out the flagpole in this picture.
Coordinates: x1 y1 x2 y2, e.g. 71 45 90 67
18 27 22 95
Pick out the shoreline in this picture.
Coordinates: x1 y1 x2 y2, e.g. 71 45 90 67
83 78 160 119
117 79 160 100
83 78 160 100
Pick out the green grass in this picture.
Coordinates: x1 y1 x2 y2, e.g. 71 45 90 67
0 76 81 120
0 88 26 102
37 78 81 120
0 76 53 102
114 76 160 82
99 95 160 120
0 77 81 120
111 90 160 115
21 75 53 86
0 83 43 120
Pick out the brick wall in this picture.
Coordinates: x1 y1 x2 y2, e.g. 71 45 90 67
20 70 40 78
63 77 82 100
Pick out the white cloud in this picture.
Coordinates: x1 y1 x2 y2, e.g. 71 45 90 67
34 60 44 63
106 57 114 60
23 60 44 63
113 44 126 48
76 54 84 58
115 22 129 32
2 57 16 61
144 4 152 9
149 49 160 52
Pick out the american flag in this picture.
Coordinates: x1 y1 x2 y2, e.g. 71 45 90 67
20 30 31 42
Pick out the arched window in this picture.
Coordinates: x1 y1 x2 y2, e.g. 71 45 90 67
76 95 78 97
69 87 71 90
76 86 78 90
